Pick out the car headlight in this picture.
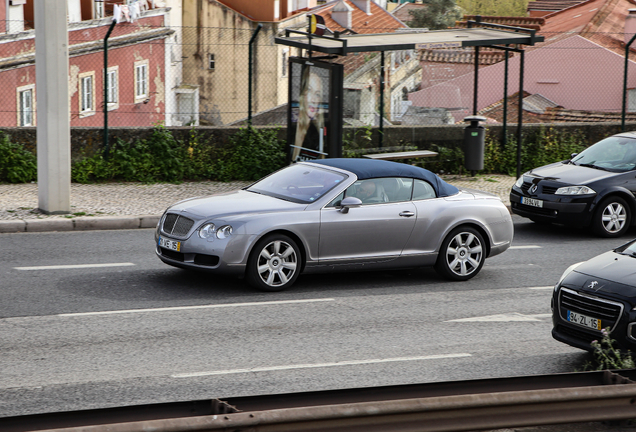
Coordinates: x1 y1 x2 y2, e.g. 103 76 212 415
198 223 216 239
555 185 596 195
556 262 584 290
216 225 233 239
514 174 527 188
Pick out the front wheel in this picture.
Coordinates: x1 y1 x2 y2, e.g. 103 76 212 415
592 197 631 238
246 234 301 292
435 227 485 281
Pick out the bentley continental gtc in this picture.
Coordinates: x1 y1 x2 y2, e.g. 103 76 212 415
156 158 514 291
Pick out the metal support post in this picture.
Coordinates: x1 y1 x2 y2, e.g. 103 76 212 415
379 50 385 148
248 24 263 127
622 33 636 131
516 49 525 179
103 19 117 159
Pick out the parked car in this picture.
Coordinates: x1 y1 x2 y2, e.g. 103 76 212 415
552 238 636 352
155 158 513 291
510 131 636 237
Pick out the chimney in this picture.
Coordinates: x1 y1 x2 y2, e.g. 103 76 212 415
351 0 371 14
332 0 353 29
626 9 636 45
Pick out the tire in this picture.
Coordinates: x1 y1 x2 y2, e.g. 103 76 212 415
246 234 301 292
435 226 486 281
592 197 631 238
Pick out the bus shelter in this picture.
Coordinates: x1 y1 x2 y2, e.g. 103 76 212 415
275 18 544 171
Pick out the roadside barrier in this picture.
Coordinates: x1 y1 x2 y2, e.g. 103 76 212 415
4 370 636 432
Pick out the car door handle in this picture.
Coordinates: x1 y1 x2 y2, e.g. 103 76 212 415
399 211 415 217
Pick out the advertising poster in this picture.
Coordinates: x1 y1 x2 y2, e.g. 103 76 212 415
288 59 331 162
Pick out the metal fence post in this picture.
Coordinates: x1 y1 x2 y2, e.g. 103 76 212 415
248 24 263 127
622 34 636 131
103 18 117 159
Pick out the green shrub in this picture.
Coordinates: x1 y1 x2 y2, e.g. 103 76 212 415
71 125 218 183
213 127 286 181
484 127 587 176
0 132 37 183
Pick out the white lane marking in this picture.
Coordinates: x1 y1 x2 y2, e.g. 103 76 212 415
509 245 542 249
58 298 335 317
528 286 554 290
446 313 552 323
15 263 136 271
171 353 473 378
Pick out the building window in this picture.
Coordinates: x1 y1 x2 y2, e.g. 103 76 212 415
17 85 35 126
208 53 215 70
282 49 288 77
94 0 105 19
134 59 149 102
105 66 119 110
79 71 96 117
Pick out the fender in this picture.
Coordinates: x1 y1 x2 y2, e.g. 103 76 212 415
590 186 636 225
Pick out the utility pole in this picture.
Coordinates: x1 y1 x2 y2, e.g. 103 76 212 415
35 0 71 214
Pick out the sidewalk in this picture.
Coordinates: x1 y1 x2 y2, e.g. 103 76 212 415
0 174 515 233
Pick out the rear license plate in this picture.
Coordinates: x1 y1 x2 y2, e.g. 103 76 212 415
521 197 543 208
567 310 601 331
159 236 181 252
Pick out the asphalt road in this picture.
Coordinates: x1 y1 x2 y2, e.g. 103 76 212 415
0 216 633 418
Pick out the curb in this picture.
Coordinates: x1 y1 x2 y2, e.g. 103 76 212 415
0 215 160 233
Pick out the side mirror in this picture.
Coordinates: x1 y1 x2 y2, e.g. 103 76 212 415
570 153 578 159
339 196 362 213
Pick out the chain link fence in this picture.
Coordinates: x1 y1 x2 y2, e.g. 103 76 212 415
3 21 636 130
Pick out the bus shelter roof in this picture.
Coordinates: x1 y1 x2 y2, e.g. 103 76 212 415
275 27 544 55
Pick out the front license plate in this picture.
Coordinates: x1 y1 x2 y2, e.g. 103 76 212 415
567 310 601 331
521 196 543 208
158 236 181 252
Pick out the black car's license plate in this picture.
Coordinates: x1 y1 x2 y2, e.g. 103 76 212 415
521 196 543 208
567 310 601 330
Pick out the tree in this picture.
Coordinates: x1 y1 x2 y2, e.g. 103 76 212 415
406 0 463 30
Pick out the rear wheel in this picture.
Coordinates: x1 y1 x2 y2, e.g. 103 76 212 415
246 234 301 292
592 197 630 238
435 226 485 281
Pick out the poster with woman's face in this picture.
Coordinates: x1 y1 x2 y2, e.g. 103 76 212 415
290 61 330 162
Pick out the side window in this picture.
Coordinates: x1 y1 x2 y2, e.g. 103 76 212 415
413 179 436 200
327 192 344 207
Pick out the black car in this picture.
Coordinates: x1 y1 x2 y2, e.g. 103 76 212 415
552 238 636 352
510 132 636 237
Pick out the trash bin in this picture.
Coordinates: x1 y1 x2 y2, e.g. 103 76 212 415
463 115 486 176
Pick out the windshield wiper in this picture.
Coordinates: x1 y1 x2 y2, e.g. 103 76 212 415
577 163 609 171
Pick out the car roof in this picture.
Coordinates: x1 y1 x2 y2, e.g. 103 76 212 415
306 158 459 197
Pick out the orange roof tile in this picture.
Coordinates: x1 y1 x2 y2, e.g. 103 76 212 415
312 0 406 34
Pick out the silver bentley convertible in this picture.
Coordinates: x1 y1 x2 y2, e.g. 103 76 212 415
155 158 514 291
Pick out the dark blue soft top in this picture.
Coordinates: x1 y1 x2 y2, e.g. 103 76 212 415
308 158 459 198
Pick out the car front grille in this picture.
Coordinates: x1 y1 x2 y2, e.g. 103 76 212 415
162 213 194 237
512 202 556 216
521 181 532 194
520 181 557 195
159 247 219 267
542 186 558 194
559 287 623 332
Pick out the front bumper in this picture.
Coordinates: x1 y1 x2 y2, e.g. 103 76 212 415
551 286 636 353
510 187 594 226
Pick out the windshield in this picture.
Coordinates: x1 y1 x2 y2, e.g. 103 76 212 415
571 136 636 172
617 239 636 257
247 164 348 204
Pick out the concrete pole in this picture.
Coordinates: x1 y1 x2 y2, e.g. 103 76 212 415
35 0 71 214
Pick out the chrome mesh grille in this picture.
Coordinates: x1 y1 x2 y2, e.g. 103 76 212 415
559 287 623 331
162 213 194 237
